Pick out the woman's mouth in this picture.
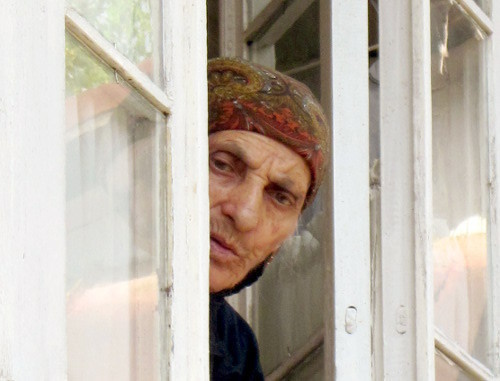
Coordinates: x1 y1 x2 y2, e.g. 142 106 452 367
210 236 238 262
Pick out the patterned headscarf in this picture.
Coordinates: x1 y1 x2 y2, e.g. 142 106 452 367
208 57 330 207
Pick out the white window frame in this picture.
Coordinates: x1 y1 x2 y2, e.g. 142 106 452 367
320 0 372 380
0 1 209 379
377 0 434 379
220 1 372 379
378 0 500 380
0 0 66 379
162 2 209 379
6 0 500 379
489 0 500 378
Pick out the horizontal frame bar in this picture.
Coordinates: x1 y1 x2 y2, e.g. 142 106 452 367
265 329 324 381
455 0 493 35
244 0 285 43
65 8 172 116
282 59 320 76
435 328 496 380
244 0 315 47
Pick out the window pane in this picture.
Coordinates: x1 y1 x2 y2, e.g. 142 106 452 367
247 0 274 19
253 2 325 375
65 34 163 380
472 0 490 16
285 346 323 381
435 351 475 381
275 1 319 73
67 0 162 85
431 0 490 366
256 193 326 374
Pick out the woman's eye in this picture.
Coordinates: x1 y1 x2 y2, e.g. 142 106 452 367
272 191 294 206
212 158 233 172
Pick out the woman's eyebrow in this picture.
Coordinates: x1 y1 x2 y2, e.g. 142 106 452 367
271 174 309 202
218 141 253 167
272 177 296 193
218 140 308 198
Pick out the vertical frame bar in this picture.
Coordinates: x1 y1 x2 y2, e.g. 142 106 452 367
320 0 371 380
0 0 66 379
411 1 434 379
162 1 209 380
219 0 244 58
488 1 500 376
378 0 434 379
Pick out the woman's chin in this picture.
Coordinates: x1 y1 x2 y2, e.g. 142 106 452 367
209 262 240 293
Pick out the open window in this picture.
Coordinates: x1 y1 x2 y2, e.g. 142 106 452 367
65 1 209 379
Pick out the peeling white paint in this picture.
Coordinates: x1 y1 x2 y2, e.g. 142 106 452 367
0 0 66 380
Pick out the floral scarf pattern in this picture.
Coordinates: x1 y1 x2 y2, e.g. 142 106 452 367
208 57 329 207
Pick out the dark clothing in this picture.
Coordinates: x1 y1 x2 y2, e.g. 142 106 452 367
210 294 264 381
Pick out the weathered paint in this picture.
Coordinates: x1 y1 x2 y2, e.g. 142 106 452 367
162 1 209 380
0 0 66 379
378 0 434 379
320 0 372 380
65 9 172 116
219 0 244 58
411 1 435 379
489 1 500 377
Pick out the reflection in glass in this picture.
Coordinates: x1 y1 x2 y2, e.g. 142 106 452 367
65 34 162 380
255 2 324 376
275 1 319 73
472 0 489 15
256 195 325 375
435 351 474 381
66 0 160 85
431 0 490 367
286 346 323 381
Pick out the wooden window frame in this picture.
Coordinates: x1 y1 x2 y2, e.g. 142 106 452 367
0 0 66 378
377 0 434 379
320 0 372 380
3 0 211 379
66 0 209 381
378 0 500 380
65 2 209 380
221 1 372 379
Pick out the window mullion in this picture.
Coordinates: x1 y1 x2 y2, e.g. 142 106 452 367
489 1 500 376
378 0 434 379
320 0 371 380
0 0 66 378
455 0 494 35
435 328 496 380
161 1 209 380
411 0 435 379
65 8 171 116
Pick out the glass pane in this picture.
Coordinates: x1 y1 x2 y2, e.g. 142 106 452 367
67 0 161 85
255 1 324 375
275 1 319 73
289 66 321 101
285 346 323 381
247 0 274 19
431 0 491 366
65 33 163 380
207 0 219 59
435 351 475 381
472 0 490 16
256 193 325 374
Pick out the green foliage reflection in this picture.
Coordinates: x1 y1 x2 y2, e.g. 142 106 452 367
65 0 153 96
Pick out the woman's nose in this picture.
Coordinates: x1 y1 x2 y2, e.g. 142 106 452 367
221 180 263 232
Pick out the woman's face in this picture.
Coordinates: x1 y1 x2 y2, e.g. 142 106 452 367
208 130 311 292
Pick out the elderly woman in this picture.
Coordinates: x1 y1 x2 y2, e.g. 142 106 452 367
207 58 329 380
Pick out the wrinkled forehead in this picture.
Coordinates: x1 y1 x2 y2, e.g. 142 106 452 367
207 57 330 207
208 130 311 196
